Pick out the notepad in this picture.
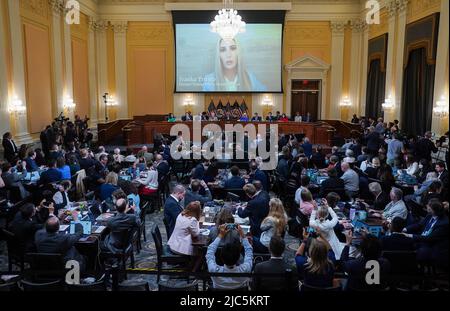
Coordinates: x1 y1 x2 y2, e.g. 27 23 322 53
59 225 69 231
94 225 106 234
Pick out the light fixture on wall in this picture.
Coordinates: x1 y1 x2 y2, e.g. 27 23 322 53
382 97 394 110
183 94 194 106
262 94 273 108
433 95 449 117
63 96 76 112
103 93 116 122
210 0 246 40
8 95 26 115
339 96 352 107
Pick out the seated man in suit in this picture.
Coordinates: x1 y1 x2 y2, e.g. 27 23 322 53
369 187 408 221
403 199 449 267
265 112 276 122
8 203 44 253
252 236 297 291
192 159 210 180
359 182 390 211
184 179 212 207
154 154 170 183
40 159 63 185
1 161 29 199
101 198 141 254
237 184 269 237
381 217 415 251
224 166 245 189
248 161 269 192
251 112 262 122
163 185 186 239
435 161 449 199
319 168 345 198
206 224 253 290
25 150 39 172
34 213 86 271
341 232 391 290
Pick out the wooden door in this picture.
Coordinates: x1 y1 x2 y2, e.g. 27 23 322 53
291 80 320 120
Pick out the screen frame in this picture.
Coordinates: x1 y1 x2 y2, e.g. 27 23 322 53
172 10 286 94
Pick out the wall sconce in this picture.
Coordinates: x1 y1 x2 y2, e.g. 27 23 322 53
103 93 116 122
339 96 352 107
262 94 273 107
8 95 26 115
63 97 76 112
183 94 195 107
382 97 394 110
433 96 449 117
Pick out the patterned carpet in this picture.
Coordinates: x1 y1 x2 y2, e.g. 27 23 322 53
0 187 301 290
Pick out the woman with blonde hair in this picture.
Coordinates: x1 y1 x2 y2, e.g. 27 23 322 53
253 198 288 253
99 172 119 201
309 200 345 260
202 38 266 92
168 201 201 256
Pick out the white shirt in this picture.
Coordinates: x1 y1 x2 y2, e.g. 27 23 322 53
294 186 307 205
167 214 199 256
224 76 238 92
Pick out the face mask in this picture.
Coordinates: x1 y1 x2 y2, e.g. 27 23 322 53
419 164 423 169
325 160 329 165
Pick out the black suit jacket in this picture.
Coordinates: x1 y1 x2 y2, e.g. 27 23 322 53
372 191 390 210
381 233 415 251
34 224 83 265
319 177 345 197
438 170 449 188
104 213 141 253
237 193 269 237
253 258 298 291
9 212 43 252
406 215 449 252
163 196 183 239
2 139 18 163
415 138 438 161
156 161 170 183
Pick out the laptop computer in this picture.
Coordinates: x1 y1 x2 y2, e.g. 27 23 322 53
70 221 92 235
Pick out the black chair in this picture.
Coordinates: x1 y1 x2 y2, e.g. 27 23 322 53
253 253 271 265
118 281 150 291
24 253 65 282
100 228 136 273
66 280 107 291
158 280 198 291
382 250 420 275
300 283 341 291
151 224 191 282
20 279 63 291
2 229 25 272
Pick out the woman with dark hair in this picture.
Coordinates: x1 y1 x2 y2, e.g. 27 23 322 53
34 148 46 167
68 154 81 176
379 165 396 192
415 158 433 183
203 162 219 184
56 157 71 180
167 201 201 256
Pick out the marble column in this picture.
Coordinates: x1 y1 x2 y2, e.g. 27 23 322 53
96 20 108 123
349 19 365 119
0 0 11 140
431 0 449 135
329 21 346 120
63 8 74 120
88 17 98 131
111 21 129 120
7 0 32 144
383 0 397 122
359 23 369 116
49 0 65 115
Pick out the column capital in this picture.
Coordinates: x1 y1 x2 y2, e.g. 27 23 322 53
48 0 64 16
330 20 346 35
349 18 366 33
92 20 109 33
111 21 128 34
386 0 397 18
396 0 409 13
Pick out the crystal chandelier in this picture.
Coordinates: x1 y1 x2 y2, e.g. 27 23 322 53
210 0 246 40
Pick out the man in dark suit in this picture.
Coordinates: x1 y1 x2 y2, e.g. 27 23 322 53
303 112 313 123
34 214 85 270
224 166 245 189
381 217 415 251
163 185 186 239
102 198 141 254
2 132 18 163
404 199 449 266
25 151 39 172
252 180 270 202
48 144 63 161
276 147 290 182
79 149 96 171
181 112 192 121
251 113 262 122
2 161 29 199
154 154 170 184
265 112 276 122
184 179 212 207
359 182 390 211
301 137 313 158
415 131 438 162
253 236 297 291
319 168 345 198
310 145 326 169
192 159 209 180
8 203 44 252
248 161 269 192
40 159 62 185
237 184 269 237
365 127 382 155
435 161 448 196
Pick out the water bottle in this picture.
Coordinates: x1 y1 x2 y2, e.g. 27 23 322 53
349 208 356 221
204 206 210 222
136 167 140 179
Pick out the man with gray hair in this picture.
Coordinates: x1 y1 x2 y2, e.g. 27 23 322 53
163 185 186 239
369 187 408 221
360 182 390 211
340 162 359 199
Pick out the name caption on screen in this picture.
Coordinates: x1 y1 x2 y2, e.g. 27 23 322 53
180 295 270 309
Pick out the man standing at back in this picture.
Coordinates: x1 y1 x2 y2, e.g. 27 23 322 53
416 131 438 162
163 185 186 239
237 184 269 238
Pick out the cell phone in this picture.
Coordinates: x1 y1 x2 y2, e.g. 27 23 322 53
128 198 134 206
307 227 315 234
226 223 237 230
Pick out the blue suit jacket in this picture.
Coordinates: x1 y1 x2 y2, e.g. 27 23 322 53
192 164 205 180
39 168 62 185
224 176 246 189
249 169 269 192
406 215 449 252
163 196 183 239
237 193 269 237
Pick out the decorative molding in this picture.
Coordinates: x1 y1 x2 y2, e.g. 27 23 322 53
20 0 48 19
92 19 109 32
397 0 409 13
48 0 64 16
349 18 366 32
111 21 128 33
127 26 171 44
386 0 397 17
330 21 346 34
